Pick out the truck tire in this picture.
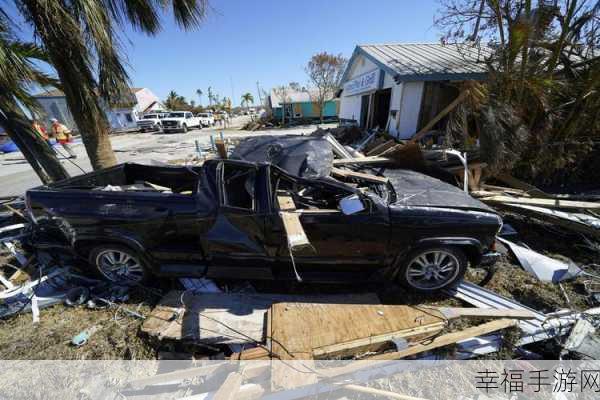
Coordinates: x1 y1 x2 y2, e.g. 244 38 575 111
89 245 149 285
396 246 467 293
182 124 188 133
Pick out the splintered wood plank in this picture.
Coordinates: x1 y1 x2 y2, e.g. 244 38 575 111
481 195 600 210
277 193 311 250
276 194 296 211
332 156 393 166
213 371 244 400
269 303 448 360
330 167 389 184
366 139 397 156
365 319 517 361
142 291 379 345
279 212 311 250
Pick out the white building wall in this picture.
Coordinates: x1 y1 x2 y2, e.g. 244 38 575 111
346 54 378 78
397 82 424 139
339 53 426 138
339 95 362 121
339 54 380 122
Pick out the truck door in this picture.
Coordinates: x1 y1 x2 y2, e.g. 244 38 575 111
268 173 390 281
204 163 273 280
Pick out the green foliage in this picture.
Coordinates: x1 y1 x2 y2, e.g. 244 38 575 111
437 0 600 182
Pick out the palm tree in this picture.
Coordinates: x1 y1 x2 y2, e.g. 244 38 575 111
11 0 208 171
0 14 69 183
241 92 254 113
164 90 189 110
207 86 213 107
196 89 203 106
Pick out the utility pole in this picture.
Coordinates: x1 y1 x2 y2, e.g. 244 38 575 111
230 76 235 108
256 81 263 106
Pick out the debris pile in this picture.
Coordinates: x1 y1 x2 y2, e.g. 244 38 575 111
1 121 600 365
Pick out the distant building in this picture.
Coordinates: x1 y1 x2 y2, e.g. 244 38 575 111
268 89 339 121
338 43 490 138
34 87 164 131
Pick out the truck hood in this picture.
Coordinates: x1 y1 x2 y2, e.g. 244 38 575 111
162 118 185 122
384 169 495 213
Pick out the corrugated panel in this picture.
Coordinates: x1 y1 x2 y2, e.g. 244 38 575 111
444 282 577 345
359 43 491 81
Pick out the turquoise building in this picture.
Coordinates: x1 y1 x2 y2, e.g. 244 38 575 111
269 89 339 121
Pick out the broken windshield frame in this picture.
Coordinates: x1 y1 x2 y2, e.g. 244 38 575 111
217 162 257 211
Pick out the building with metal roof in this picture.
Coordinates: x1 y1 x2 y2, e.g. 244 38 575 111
34 87 164 131
268 88 339 122
339 42 491 139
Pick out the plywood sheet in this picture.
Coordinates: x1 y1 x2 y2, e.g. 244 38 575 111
142 291 379 345
269 303 447 360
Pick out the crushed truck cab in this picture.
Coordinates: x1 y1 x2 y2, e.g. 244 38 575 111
25 160 501 293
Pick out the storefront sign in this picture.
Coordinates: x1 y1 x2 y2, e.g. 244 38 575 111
343 69 381 96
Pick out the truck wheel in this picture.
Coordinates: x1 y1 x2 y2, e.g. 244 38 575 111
182 124 188 133
89 245 149 285
396 246 467 293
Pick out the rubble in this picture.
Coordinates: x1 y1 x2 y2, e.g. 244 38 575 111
1 121 600 367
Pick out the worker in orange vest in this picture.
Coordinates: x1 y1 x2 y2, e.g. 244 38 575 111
50 118 77 159
32 120 49 142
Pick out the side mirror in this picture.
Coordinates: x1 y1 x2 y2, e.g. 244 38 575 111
339 194 365 215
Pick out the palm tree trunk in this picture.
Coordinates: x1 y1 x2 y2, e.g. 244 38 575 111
22 0 117 171
0 103 69 184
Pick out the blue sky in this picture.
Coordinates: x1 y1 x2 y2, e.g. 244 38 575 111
11 0 443 106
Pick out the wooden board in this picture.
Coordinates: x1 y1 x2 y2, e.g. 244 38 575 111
276 193 311 250
330 167 389 184
332 156 393 166
365 318 517 360
142 291 380 345
279 212 311 250
269 303 448 360
481 195 600 210
276 194 296 211
366 139 397 156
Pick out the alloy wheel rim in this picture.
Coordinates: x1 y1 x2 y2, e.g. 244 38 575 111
96 250 144 284
406 250 460 290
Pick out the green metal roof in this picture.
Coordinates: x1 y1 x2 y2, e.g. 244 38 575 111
343 43 492 83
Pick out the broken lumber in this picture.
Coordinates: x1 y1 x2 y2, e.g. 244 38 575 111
277 194 311 251
366 139 397 156
213 371 244 400
410 90 470 144
481 195 600 210
330 167 389 184
435 307 537 320
364 318 517 361
332 156 393 166
494 173 552 198
215 139 227 159
342 384 430 400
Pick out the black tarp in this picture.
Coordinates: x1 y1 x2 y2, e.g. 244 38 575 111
230 135 334 178
384 169 495 212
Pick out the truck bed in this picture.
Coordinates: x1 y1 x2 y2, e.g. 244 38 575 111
47 163 203 194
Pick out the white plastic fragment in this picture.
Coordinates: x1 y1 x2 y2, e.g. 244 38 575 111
497 237 582 283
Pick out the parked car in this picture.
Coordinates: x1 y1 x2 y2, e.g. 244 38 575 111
24 160 501 293
161 111 201 133
136 113 166 132
197 112 215 127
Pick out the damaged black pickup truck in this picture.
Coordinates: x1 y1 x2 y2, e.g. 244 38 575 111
24 160 502 293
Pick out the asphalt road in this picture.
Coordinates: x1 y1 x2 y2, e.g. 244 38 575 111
0 117 332 197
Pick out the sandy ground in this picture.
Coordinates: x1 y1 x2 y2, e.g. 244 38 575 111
0 116 334 197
